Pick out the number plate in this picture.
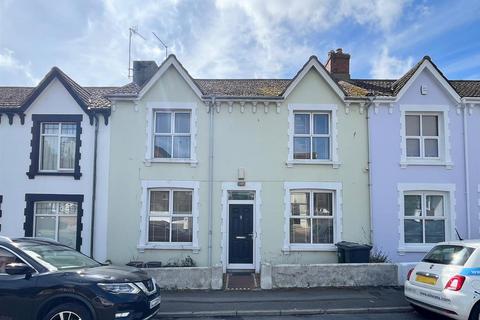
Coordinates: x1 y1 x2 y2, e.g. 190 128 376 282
416 275 437 285
150 296 161 309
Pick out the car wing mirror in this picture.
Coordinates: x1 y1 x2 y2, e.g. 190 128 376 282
5 263 34 279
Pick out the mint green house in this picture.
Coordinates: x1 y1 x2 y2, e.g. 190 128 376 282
105 51 370 272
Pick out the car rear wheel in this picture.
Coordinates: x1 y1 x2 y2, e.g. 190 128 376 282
469 302 480 320
410 303 433 316
43 303 92 320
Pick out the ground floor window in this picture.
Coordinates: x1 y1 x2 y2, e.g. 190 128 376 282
403 191 447 244
289 190 334 244
24 194 83 251
148 189 193 243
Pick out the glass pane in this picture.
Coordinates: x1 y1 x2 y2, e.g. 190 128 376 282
0 248 22 274
293 137 311 159
314 193 333 216
36 202 56 215
312 219 334 243
42 123 59 134
61 123 76 135
172 217 193 242
422 115 438 136
424 139 439 157
426 195 444 217
406 115 420 136
173 191 192 214
58 216 77 248
154 136 172 158
60 137 76 169
312 137 329 160
404 195 422 217
41 136 58 170
294 114 310 134
173 136 191 158
148 217 170 242
425 220 445 243
58 202 78 215
228 191 255 200
313 114 329 134
406 138 420 157
35 216 56 240
423 245 474 266
174 113 190 133
155 113 171 133
404 219 423 243
150 191 169 212
290 218 311 243
291 192 309 216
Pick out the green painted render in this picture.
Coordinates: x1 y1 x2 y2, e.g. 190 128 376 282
106 64 370 267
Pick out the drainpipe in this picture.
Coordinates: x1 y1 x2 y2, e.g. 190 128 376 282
207 97 215 267
365 98 375 246
462 101 472 239
90 114 99 258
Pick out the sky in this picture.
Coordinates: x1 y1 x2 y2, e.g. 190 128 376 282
0 0 479 87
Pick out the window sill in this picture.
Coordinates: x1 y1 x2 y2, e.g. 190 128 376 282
283 244 337 253
400 160 453 169
138 244 200 253
398 244 434 254
144 158 198 167
286 160 340 168
27 171 81 180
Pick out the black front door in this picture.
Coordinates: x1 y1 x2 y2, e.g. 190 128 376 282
228 204 254 265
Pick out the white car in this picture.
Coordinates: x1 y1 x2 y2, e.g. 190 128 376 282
405 240 480 320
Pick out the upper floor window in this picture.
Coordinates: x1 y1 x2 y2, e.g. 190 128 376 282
40 122 77 171
405 113 440 159
27 115 82 180
153 111 191 159
287 104 339 167
293 112 330 160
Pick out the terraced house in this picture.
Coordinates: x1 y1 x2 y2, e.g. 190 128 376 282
1 49 480 273
105 51 371 272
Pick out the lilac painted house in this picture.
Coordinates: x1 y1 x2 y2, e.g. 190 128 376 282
347 56 480 262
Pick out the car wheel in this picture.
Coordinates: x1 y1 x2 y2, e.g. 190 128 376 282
43 303 92 320
410 303 432 316
469 302 480 320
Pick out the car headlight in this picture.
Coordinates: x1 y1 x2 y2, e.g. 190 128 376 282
98 283 140 294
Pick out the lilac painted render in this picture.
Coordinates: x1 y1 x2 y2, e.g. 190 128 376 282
369 58 480 262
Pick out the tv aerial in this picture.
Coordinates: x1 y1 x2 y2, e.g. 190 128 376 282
128 26 146 78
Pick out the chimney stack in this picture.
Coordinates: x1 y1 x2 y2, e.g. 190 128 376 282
325 48 350 80
133 60 158 86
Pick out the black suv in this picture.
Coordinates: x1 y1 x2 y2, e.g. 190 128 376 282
0 237 161 320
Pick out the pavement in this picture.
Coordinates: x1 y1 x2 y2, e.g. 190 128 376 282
155 286 412 318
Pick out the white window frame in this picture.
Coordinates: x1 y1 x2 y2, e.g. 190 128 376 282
287 104 339 167
397 183 456 253
145 102 198 167
39 122 76 172
147 188 194 244
139 180 199 251
32 201 78 244
283 182 342 252
400 105 452 168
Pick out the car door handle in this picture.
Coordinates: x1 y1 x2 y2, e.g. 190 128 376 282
235 236 246 239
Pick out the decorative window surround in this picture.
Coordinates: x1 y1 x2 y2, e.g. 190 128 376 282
145 102 198 167
400 105 452 169
24 194 84 251
138 180 200 251
397 183 456 253
283 182 343 252
287 104 340 168
221 182 262 273
27 115 83 180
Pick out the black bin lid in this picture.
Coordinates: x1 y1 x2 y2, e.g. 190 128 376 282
335 241 372 249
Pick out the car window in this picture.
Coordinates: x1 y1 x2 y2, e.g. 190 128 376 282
423 245 475 266
19 243 100 271
0 247 23 275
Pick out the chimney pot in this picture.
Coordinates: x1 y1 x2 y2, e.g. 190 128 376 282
325 48 350 81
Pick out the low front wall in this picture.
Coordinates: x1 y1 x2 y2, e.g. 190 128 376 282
262 263 398 289
145 265 223 290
